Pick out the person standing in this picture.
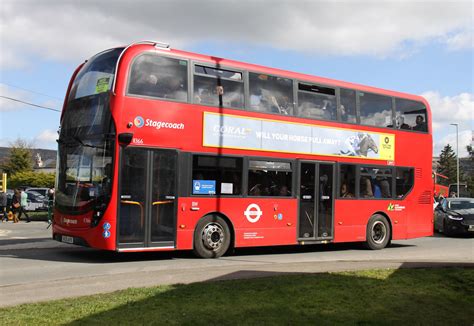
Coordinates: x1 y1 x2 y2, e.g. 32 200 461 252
17 189 30 223
11 189 21 223
47 187 55 224
0 190 7 222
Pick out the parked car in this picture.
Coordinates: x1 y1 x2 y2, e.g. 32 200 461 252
26 187 50 197
24 191 48 211
434 197 474 235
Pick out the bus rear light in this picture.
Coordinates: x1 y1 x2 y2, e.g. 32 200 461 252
180 224 186 229
287 223 292 226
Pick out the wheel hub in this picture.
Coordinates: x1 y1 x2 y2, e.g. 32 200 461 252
371 221 387 244
202 223 224 250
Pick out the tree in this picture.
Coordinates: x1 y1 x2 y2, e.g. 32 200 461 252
0 139 33 176
436 144 457 183
9 171 55 188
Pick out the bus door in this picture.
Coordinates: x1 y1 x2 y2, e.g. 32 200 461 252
118 147 177 249
298 162 335 240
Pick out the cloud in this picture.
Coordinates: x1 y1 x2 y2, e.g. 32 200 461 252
35 129 58 149
434 129 472 157
421 91 473 132
421 91 472 157
445 28 474 51
1 0 472 69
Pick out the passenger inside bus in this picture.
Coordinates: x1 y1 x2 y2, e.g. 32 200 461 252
377 176 391 198
412 115 427 132
360 177 374 198
340 183 354 198
396 115 411 130
278 185 291 196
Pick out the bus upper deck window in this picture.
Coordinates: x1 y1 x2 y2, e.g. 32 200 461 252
359 92 393 128
297 83 336 121
339 88 357 123
395 98 427 132
249 73 294 115
193 65 244 109
128 54 188 102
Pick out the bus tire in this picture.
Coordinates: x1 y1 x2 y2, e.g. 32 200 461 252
365 214 391 250
193 215 231 258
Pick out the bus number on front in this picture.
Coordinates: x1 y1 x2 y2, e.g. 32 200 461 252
132 138 144 145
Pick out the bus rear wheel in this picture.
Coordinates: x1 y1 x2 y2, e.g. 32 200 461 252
193 215 231 258
365 214 391 250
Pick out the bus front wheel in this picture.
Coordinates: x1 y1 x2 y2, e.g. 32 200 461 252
365 214 391 250
193 215 231 258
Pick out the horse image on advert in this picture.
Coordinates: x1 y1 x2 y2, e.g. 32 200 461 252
340 133 378 157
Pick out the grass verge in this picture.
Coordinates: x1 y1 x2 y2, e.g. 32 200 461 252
1 268 472 325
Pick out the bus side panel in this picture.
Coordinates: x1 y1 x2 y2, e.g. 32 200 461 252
405 202 433 239
176 197 298 250
333 200 408 242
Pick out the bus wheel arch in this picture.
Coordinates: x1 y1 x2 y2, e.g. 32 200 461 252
365 212 392 250
193 213 234 258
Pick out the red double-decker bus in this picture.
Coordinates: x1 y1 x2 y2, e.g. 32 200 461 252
53 41 433 257
433 172 449 198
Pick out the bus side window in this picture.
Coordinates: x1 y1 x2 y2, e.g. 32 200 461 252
339 164 355 198
396 168 414 198
395 98 427 132
193 65 244 109
249 73 294 115
192 155 243 196
359 92 393 128
297 83 336 121
128 54 188 102
339 88 357 123
248 160 292 197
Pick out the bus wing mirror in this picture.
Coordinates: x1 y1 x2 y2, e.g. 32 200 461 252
118 133 133 145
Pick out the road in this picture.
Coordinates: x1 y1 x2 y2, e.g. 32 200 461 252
0 221 473 307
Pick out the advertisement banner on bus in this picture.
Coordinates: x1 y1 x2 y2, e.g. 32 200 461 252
203 112 395 161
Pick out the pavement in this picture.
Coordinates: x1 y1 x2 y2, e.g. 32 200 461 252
0 221 473 307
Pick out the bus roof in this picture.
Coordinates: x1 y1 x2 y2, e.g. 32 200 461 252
112 41 430 109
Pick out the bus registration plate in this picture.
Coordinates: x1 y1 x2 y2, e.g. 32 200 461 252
62 235 74 244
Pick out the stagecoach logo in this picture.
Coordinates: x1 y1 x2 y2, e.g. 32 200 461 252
134 116 145 128
62 217 77 225
244 203 263 223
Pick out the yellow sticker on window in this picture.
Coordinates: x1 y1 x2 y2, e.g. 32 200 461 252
95 77 110 94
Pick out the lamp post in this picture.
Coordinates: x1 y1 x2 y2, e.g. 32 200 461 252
450 123 459 197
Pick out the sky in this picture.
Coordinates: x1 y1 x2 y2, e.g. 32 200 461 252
0 0 472 157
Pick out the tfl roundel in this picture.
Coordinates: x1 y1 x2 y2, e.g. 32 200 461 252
244 203 263 223
134 116 144 128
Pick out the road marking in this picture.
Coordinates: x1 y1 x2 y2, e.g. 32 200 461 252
0 229 12 237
